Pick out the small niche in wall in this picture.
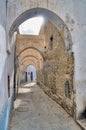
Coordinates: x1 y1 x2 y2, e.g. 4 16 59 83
79 107 86 119
50 35 53 50
44 46 46 49
65 81 71 99
26 72 27 82
8 75 10 98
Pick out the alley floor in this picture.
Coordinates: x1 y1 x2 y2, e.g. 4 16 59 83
10 83 81 130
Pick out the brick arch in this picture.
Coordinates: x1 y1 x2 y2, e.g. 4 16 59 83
21 60 36 67
18 48 43 69
24 64 36 72
19 55 39 63
17 47 44 58
21 61 36 72
23 63 36 69
18 48 43 61
9 7 73 51
20 56 39 70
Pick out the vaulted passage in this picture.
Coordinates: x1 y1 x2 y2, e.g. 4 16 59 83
15 12 74 116
9 9 80 129
9 7 82 130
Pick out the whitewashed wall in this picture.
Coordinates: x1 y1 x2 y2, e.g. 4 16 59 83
0 0 8 113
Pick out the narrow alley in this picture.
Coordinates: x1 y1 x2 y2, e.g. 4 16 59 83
10 83 81 130
0 1 86 130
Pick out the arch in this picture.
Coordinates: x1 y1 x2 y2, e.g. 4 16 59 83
24 64 36 71
20 56 38 65
19 55 39 63
20 59 36 67
20 58 37 68
22 64 36 70
18 48 43 63
9 6 74 117
17 47 44 58
22 63 36 72
20 61 36 71
9 7 73 51
16 34 45 54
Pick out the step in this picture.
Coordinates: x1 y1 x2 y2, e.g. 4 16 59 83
77 119 86 130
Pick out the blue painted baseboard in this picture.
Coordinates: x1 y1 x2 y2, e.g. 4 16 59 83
0 95 14 130
0 102 8 130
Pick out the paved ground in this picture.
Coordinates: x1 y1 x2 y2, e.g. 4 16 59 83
10 83 81 130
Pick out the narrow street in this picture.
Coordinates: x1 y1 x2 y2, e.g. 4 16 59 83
10 83 81 130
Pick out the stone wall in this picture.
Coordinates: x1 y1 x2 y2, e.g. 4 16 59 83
16 34 45 55
37 21 74 116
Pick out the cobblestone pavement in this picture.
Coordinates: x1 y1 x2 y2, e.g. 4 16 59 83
10 83 81 130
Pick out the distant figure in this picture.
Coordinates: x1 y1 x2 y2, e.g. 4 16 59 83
31 72 33 81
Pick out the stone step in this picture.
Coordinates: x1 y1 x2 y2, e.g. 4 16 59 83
77 119 86 130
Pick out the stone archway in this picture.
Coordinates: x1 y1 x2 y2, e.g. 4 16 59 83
9 7 73 52
9 7 74 118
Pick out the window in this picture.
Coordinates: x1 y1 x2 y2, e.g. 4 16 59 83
8 75 10 98
50 35 53 50
65 81 71 98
